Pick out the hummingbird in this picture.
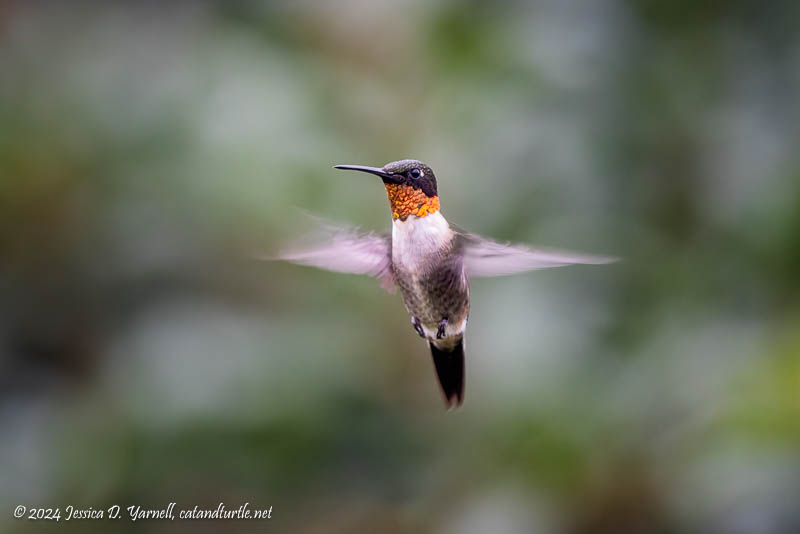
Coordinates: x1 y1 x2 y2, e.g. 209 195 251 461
278 159 615 408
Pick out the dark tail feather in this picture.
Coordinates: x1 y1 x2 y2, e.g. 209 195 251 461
429 339 465 408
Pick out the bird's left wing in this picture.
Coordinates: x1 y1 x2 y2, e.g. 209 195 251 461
459 232 617 278
267 217 394 291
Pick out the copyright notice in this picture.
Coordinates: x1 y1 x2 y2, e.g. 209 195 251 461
13 503 272 522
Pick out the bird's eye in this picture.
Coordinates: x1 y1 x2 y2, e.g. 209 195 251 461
409 168 421 179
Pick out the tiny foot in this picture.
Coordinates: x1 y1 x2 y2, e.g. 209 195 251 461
411 317 425 338
436 317 448 339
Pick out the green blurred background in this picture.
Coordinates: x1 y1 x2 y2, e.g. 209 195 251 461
2 1 799 533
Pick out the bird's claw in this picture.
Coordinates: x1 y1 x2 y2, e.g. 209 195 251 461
411 317 425 338
436 317 448 339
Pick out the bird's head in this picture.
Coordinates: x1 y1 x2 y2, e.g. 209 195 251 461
334 159 440 221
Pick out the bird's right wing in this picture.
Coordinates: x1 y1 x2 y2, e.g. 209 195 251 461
262 216 394 291
459 232 617 278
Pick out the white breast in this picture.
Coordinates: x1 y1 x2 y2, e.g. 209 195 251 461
391 211 453 273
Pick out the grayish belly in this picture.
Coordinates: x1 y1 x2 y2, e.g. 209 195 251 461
393 262 470 332
390 212 469 339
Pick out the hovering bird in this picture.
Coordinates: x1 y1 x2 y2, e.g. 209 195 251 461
278 160 615 408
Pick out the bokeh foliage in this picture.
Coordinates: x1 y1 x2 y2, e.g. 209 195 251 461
1 1 799 533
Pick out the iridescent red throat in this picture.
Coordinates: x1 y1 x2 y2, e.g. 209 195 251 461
384 184 440 221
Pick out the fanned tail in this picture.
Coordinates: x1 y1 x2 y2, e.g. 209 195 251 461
429 338 465 408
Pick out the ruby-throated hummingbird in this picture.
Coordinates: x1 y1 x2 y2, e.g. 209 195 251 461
278 159 615 408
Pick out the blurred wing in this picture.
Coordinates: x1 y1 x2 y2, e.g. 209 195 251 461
270 217 394 291
460 232 617 278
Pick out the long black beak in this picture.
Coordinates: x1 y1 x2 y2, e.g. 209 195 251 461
333 164 399 184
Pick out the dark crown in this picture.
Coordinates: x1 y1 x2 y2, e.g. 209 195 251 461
383 159 438 197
